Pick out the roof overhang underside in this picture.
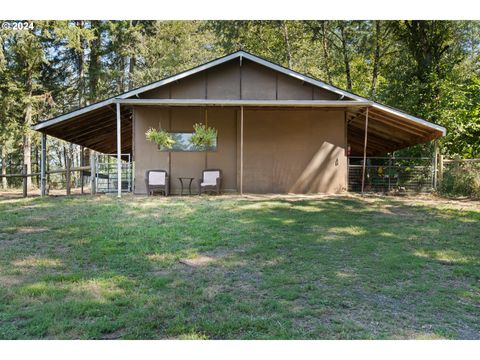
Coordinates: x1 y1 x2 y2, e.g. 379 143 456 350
37 103 133 155
32 99 444 156
346 106 444 156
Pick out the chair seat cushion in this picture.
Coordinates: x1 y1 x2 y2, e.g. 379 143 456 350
201 182 216 187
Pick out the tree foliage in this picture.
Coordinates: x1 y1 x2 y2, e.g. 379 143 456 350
1 20 480 189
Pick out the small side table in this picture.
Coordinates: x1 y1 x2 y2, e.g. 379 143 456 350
178 177 194 196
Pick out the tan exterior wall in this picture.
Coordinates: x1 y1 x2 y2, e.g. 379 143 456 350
134 106 346 195
133 107 170 194
242 109 346 194
140 59 342 101
134 106 237 194
133 58 347 194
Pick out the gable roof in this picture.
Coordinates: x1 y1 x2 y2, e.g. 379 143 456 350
32 50 445 135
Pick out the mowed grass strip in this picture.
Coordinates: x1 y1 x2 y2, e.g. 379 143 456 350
0 194 478 339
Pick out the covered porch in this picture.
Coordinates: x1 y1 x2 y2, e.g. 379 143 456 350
32 97 444 197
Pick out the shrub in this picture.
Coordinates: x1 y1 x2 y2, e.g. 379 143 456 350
439 162 480 198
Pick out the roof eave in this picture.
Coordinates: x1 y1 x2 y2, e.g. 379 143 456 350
113 98 372 107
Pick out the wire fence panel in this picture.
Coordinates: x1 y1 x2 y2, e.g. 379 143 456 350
95 154 132 193
348 156 435 193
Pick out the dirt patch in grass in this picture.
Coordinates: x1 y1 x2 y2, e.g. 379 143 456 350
15 227 49 234
0 275 24 286
100 327 126 340
180 255 217 267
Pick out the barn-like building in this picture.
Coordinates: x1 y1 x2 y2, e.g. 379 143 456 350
32 51 446 195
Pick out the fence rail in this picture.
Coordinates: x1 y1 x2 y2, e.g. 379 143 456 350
0 153 132 197
443 158 480 164
0 165 91 197
0 166 90 178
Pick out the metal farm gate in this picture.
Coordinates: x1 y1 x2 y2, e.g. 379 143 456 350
348 156 435 193
94 153 132 193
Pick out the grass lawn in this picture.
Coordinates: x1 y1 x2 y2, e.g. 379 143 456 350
0 193 479 339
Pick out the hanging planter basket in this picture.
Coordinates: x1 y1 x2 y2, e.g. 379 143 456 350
189 123 218 151
145 128 176 150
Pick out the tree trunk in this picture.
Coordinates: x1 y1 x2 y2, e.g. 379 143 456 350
63 146 68 187
89 20 102 104
23 132 32 190
339 23 353 91
282 21 293 68
321 21 332 84
128 56 136 90
370 20 381 99
119 56 126 93
23 60 34 190
1 147 7 189
76 20 86 107
56 146 63 169
35 142 39 187
127 20 138 91
23 97 33 190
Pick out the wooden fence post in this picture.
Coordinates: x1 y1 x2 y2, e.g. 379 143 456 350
438 155 444 186
90 151 96 195
433 140 439 190
80 146 85 195
40 133 47 197
22 164 27 198
66 156 71 196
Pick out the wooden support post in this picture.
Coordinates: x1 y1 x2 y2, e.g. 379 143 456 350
40 133 47 196
240 106 244 195
361 107 369 194
116 102 122 198
80 146 84 195
388 153 392 192
66 156 71 196
22 164 28 198
90 151 96 195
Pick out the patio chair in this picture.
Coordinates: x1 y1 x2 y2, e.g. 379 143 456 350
145 169 169 196
198 169 222 195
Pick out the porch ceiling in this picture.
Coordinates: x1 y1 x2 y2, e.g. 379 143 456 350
346 107 444 156
32 101 443 156
37 104 133 155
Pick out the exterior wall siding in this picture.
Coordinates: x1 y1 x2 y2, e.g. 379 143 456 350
139 59 341 101
134 107 237 194
242 109 346 194
133 58 347 194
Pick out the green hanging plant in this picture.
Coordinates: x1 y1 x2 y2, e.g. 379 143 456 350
189 123 218 150
145 128 176 150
